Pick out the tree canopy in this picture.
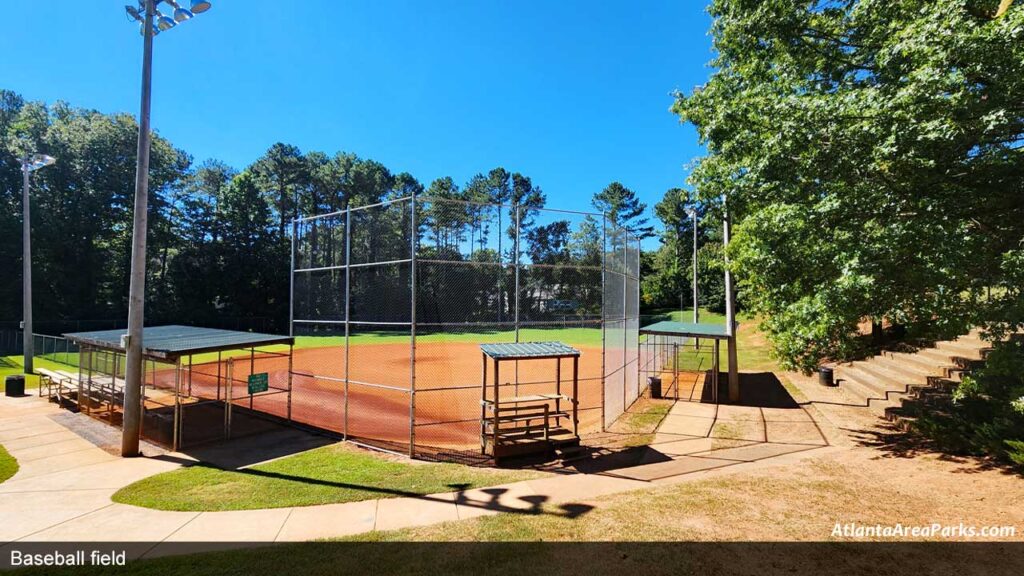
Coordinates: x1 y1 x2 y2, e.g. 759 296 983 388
1 89 655 333
674 0 1024 371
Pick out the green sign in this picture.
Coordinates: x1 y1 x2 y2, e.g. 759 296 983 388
247 372 269 394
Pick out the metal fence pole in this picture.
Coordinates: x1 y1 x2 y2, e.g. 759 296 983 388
287 343 293 422
513 204 521 396
618 228 626 407
173 357 182 451
344 205 352 440
225 357 234 440
289 219 296 338
513 204 521 344
630 235 638 397
409 195 418 458
600 216 607 431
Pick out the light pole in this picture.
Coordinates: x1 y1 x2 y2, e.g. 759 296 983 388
121 0 212 458
19 154 56 375
688 208 699 325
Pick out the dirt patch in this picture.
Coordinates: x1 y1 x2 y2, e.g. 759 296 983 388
151 343 607 451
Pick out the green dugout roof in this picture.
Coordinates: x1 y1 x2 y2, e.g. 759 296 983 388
480 341 581 360
63 325 294 360
639 321 734 340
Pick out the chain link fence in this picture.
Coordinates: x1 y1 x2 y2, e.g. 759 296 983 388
291 195 640 460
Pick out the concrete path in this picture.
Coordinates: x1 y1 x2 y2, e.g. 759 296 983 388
0 392 836 559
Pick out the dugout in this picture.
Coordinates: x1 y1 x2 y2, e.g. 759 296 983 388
62 325 295 451
638 321 737 404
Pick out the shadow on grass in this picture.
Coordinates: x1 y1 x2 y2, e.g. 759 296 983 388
151 453 594 520
843 421 1023 477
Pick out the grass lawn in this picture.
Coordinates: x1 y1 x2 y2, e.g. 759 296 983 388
2 325 608 369
40 449 1024 575
0 361 41 390
0 443 17 483
606 396 674 447
112 442 544 512
9 308 756 369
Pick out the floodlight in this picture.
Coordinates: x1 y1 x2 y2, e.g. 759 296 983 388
190 1 212 13
156 10 177 31
28 155 56 171
165 0 194 22
125 5 143 22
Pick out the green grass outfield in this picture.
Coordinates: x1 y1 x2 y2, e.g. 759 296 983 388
2 308 773 372
112 442 544 512
0 443 17 484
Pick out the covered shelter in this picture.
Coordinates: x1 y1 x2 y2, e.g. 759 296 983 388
639 321 738 403
480 341 581 462
60 325 295 451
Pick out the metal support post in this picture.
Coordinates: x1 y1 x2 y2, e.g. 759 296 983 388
343 205 352 440
172 358 182 451
600 216 607 431
723 203 739 402
287 344 293 422
409 193 418 458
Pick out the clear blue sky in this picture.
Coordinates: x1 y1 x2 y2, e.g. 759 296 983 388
2 1 713 246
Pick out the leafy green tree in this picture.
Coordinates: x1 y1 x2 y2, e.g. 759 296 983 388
218 171 287 321
2 95 189 324
251 142 307 237
674 0 1024 371
592 181 654 239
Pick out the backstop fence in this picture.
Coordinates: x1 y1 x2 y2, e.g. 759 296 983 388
290 195 640 461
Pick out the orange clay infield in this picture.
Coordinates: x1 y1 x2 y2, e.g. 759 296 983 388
166 342 610 451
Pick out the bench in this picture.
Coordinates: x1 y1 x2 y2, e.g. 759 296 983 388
37 368 76 407
481 394 576 454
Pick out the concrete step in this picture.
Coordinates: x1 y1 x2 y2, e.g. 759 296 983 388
872 354 937 378
915 347 967 366
935 340 988 358
882 350 951 375
836 364 904 399
857 357 930 386
831 372 878 405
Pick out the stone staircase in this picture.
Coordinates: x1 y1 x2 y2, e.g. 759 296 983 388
832 330 993 431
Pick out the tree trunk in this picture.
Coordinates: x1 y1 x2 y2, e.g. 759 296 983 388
871 320 884 346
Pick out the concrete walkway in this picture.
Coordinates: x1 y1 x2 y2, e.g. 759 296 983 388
0 392 836 559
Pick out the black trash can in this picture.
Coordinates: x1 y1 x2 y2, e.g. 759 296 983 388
5 375 26 397
648 376 662 399
819 366 836 387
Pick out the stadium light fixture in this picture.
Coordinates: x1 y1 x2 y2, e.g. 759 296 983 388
120 0 213 459
26 154 56 171
165 0 193 22
156 10 177 31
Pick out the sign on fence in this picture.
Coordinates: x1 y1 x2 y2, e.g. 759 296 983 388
247 372 269 394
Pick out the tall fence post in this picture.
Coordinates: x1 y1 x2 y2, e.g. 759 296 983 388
344 206 352 440
623 228 628 410
513 204 521 344
635 237 642 397
289 219 296 338
497 206 503 324
513 204 521 395
409 194 418 458
600 216 607 431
